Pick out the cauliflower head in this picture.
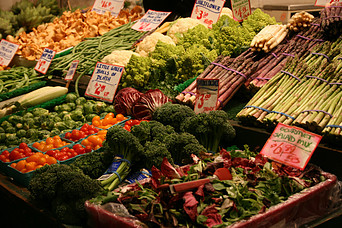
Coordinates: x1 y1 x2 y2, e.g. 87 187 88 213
101 50 140 66
136 32 175 57
168 18 206 43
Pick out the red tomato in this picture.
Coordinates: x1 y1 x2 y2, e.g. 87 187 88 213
76 147 85 155
1 150 10 157
85 146 92 153
59 155 69 161
71 152 78 157
131 119 141 126
65 132 72 139
81 123 90 131
71 130 80 140
123 125 131 131
46 150 54 156
0 154 6 162
19 142 28 150
125 119 133 126
88 130 95 135
79 131 86 139
9 150 21 161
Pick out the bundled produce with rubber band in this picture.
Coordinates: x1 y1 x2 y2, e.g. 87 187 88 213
320 1 342 38
237 38 342 141
250 24 288 52
287 11 315 32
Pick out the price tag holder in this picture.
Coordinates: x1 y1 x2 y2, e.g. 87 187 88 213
260 123 322 170
64 60 79 81
34 48 56 74
191 0 226 28
194 78 219 114
315 0 341 7
85 62 123 102
0 39 19 67
92 0 124 16
131 10 171 31
230 0 252 22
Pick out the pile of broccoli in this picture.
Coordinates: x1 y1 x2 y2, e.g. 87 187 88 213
28 164 103 225
0 93 115 149
152 103 236 153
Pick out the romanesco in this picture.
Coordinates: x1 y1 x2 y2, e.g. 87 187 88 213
242 8 278 35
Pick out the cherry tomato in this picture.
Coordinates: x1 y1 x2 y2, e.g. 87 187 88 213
116 114 125 122
125 119 133 126
123 125 131 131
85 146 92 153
19 142 28 150
65 132 72 139
0 155 6 162
1 150 10 157
71 129 80 140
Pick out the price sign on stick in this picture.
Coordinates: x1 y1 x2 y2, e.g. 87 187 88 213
131 10 171 31
231 0 251 22
34 48 56 74
92 0 124 16
260 123 322 170
191 0 226 28
85 62 124 102
0 39 19 67
64 60 79 81
194 78 219 114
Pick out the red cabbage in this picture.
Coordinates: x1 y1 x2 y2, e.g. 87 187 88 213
132 89 171 120
114 87 143 116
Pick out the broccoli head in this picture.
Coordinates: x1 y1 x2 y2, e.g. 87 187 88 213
163 132 206 165
180 110 236 153
102 125 144 165
28 164 103 226
71 152 108 179
152 102 196 132
130 120 175 145
142 139 173 169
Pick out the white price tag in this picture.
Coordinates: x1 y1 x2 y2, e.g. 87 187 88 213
131 10 171 31
0 39 19 67
231 0 252 22
92 0 124 16
315 0 341 7
191 0 226 28
85 62 124 102
64 60 79 81
34 48 56 74
194 78 219 114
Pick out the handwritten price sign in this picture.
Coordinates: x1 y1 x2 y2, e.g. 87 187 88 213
191 0 226 28
131 10 171 31
260 123 322 170
92 0 124 16
34 48 55 74
231 0 251 22
315 0 341 7
194 78 219 114
85 62 124 102
0 39 19 67
64 60 79 81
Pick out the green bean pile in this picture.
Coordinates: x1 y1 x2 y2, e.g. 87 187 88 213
48 22 145 96
0 67 45 94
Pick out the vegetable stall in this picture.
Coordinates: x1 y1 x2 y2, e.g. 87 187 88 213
0 1 341 227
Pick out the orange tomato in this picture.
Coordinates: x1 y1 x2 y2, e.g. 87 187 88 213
37 157 47 166
15 160 27 171
109 117 117 125
46 157 57 165
26 154 40 163
116 114 125 122
46 137 54 145
92 115 101 123
94 145 101 150
102 117 112 126
32 142 40 149
37 143 46 152
92 120 101 127
10 163 16 168
105 112 115 118
35 165 43 170
25 161 37 171
81 138 91 147
98 130 107 135
87 135 102 146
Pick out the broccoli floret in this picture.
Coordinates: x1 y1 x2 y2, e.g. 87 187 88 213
71 152 108 179
28 164 103 226
152 102 196 132
142 139 173 169
130 120 175 145
65 93 78 103
180 110 236 153
103 125 144 164
163 132 206 165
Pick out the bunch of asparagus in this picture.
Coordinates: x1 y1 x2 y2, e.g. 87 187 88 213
250 24 288 52
287 11 315 32
237 38 342 136
320 1 342 38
